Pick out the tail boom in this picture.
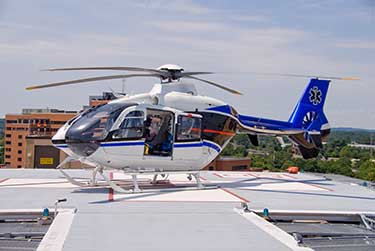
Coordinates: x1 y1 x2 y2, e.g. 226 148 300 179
237 78 331 159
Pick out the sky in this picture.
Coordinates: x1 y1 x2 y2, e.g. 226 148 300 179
0 0 374 128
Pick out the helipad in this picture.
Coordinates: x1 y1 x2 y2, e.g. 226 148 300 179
0 169 374 251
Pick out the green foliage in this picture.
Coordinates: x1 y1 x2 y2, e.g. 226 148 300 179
222 142 248 157
234 145 248 157
250 155 273 169
355 160 375 182
220 129 374 182
330 129 374 145
221 143 235 156
234 134 250 148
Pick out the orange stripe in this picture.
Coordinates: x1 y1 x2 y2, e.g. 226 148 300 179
203 129 235 136
220 188 249 203
108 172 114 202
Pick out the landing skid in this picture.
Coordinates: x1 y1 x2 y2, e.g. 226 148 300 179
57 157 103 187
57 158 212 194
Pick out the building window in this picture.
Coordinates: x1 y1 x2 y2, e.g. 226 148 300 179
18 135 22 139
17 165 22 168
18 142 22 147
5 148 11 152
5 155 10 159
5 134 11 138
5 162 10 165
5 141 11 145
232 165 247 171
17 157 22 162
6 127 11 130
6 120 17 124
51 121 66 125
18 150 22 154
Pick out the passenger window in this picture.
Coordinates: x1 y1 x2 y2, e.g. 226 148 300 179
112 111 144 139
176 115 201 142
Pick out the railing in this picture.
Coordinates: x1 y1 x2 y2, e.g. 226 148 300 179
28 125 53 136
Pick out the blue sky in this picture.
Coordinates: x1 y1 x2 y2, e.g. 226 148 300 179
0 0 374 128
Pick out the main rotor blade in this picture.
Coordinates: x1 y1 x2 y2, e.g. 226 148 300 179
44 66 163 75
26 73 161 90
250 72 360 80
181 71 214 76
184 75 242 95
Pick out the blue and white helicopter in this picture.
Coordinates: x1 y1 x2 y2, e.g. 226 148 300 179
26 64 344 193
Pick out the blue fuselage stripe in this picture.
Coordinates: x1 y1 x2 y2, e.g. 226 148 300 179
54 141 221 152
100 141 145 147
174 142 203 148
55 145 68 148
202 141 221 152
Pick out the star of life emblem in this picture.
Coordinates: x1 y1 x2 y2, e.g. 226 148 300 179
309 86 322 105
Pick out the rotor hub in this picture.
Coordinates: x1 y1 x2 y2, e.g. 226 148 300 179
157 64 184 71
157 64 184 82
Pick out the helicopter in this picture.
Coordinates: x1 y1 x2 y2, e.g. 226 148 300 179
26 64 341 193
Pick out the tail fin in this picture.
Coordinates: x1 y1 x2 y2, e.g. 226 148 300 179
288 79 331 158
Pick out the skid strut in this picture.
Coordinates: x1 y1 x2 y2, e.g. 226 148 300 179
57 158 208 193
98 171 132 193
192 172 204 189
57 157 105 188
132 174 141 193
151 174 158 185
57 157 93 187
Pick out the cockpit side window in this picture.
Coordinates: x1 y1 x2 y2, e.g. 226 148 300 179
66 103 134 142
176 115 201 142
112 111 144 140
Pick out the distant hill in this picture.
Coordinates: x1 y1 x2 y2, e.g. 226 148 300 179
329 127 374 145
332 127 375 132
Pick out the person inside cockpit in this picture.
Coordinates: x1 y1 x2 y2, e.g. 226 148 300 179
144 113 173 156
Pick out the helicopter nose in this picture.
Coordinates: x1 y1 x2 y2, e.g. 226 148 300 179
66 142 100 157
52 138 100 157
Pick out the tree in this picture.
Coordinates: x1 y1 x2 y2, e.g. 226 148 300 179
234 145 248 157
221 143 235 156
328 158 353 176
233 134 250 148
250 155 273 170
355 160 375 182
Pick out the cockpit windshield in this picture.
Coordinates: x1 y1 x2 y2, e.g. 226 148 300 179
66 103 135 142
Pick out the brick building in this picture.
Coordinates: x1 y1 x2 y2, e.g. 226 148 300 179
204 157 251 171
4 109 77 168
4 92 116 168
88 92 117 107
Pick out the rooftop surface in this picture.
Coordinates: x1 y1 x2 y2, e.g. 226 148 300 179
0 169 374 251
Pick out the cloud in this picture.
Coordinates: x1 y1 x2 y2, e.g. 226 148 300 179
0 32 130 59
229 15 268 23
150 20 225 33
335 39 375 49
133 0 213 15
